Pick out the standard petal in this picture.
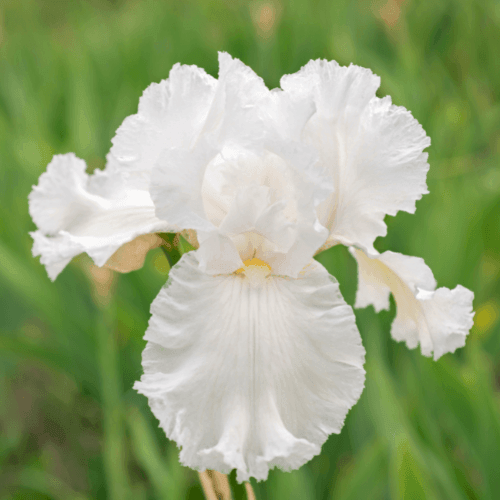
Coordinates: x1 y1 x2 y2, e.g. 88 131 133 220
205 52 266 140
263 87 316 142
134 253 365 482
110 64 217 190
152 140 330 277
204 52 315 146
29 154 172 279
194 230 243 275
281 59 380 122
151 140 218 233
150 52 275 230
350 248 474 360
282 60 430 252
149 54 331 278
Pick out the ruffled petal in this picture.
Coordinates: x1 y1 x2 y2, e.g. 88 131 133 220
201 52 269 148
31 230 83 281
110 64 217 190
351 248 436 312
281 59 380 122
411 287 475 360
134 253 365 482
350 248 474 360
282 60 430 252
150 52 275 232
29 154 172 279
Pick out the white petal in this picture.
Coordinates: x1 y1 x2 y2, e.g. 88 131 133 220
351 248 474 359
30 230 83 281
257 146 330 276
412 286 475 360
263 87 316 142
150 53 274 231
281 59 380 121
110 64 217 190
204 52 315 146
351 248 436 312
29 154 172 279
151 140 218 233
201 52 269 148
152 139 329 278
194 230 243 275
149 54 331 277
282 60 430 252
134 254 365 482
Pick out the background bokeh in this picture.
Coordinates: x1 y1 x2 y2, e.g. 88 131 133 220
1 0 499 498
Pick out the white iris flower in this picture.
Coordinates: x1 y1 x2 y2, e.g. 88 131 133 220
29 53 474 482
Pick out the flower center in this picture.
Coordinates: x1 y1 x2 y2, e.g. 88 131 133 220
235 257 272 283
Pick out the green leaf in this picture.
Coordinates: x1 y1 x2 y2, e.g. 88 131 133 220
158 232 195 269
96 307 131 500
126 407 187 499
332 439 388 500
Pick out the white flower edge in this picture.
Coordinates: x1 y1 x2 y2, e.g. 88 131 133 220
29 153 173 279
135 253 365 482
350 247 474 360
281 59 430 253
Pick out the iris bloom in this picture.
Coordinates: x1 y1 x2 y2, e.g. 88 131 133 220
29 53 474 482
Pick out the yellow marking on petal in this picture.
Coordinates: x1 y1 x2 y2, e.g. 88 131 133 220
234 258 272 277
243 257 272 271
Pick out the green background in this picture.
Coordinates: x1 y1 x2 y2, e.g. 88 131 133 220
1 0 499 498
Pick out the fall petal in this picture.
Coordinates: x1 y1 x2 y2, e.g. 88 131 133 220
412 286 475 360
134 253 365 481
351 248 474 359
351 248 436 312
29 154 172 279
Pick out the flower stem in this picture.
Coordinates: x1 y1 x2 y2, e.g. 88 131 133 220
198 470 233 500
244 482 257 500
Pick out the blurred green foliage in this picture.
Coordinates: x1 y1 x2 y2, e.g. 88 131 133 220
0 0 499 498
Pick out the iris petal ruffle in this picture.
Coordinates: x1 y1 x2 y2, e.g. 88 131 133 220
135 253 365 482
110 64 217 190
282 60 431 252
350 247 474 360
29 153 172 279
